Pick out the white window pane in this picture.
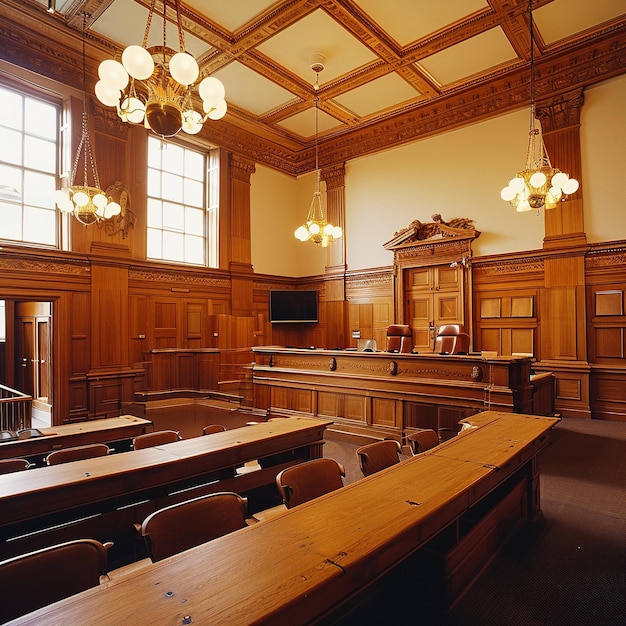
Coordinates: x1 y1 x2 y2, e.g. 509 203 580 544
147 227 162 258
184 234 204 264
0 127 22 165
24 136 56 173
185 206 203 235
0 202 22 240
25 99 57 140
184 150 204 181
147 168 161 196
23 206 56 245
147 136 162 168
147 198 162 228
162 172 183 202
24 171 55 208
184 178 203 207
0 165 22 201
162 230 184 262
161 143 184 174
163 201 183 230
1 88 23 130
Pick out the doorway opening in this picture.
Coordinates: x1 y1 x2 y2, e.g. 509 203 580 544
0 299 53 428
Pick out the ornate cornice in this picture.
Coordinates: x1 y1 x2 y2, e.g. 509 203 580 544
473 256 544 278
0 253 90 276
230 154 256 183
129 268 230 288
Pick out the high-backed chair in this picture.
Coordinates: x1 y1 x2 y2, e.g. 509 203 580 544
356 439 402 477
0 458 31 475
275 458 345 509
202 424 226 436
385 324 413 353
45 443 110 466
0 538 110 622
407 429 440 455
133 429 181 450
138 492 248 562
434 324 470 354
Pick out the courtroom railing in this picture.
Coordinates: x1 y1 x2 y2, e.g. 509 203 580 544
0 384 32 431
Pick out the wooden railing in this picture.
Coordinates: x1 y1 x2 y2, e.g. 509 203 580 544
0 384 32 431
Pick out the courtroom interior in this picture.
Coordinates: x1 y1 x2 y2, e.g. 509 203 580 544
0 0 625 624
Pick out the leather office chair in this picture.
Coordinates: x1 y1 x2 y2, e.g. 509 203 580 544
0 458 31 475
276 458 345 509
356 440 402 477
0 538 110 622
407 429 440 455
45 443 110 466
434 324 470 354
386 324 413 353
138 492 248 562
133 429 181 450
202 424 226 436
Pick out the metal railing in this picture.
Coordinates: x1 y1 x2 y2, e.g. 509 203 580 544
0 384 33 431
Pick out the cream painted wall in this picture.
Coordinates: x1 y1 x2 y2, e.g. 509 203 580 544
345 110 547 270
250 165 328 277
581 74 626 244
251 75 626 276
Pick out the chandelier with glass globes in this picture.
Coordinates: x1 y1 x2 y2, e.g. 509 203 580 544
94 0 226 137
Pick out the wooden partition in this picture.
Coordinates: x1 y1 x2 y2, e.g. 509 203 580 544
252 347 551 440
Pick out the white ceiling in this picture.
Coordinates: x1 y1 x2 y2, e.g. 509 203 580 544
33 0 626 145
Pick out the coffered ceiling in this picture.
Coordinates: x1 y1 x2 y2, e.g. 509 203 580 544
20 0 626 174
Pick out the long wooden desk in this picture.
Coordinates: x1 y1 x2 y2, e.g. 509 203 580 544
7 412 558 625
253 346 553 440
0 416 152 464
0 417 331 561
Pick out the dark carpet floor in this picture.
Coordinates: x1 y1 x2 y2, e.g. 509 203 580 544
324 418 626 625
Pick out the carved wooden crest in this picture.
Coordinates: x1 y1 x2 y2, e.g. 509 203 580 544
383 214 480 250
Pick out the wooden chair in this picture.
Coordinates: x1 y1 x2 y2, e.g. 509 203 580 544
0 458 31 475
138 492 248 562
45 443 110 466
0 538 110 622
202 424 226 436
407 429 440 455
276 458 345 509
356 439 402 477
132 430 181 450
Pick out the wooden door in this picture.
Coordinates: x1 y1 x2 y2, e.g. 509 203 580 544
405 265 464 351
16 315 51 402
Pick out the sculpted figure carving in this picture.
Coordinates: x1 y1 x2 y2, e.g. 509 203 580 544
383 213 479 249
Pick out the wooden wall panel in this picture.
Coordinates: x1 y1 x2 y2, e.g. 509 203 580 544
129 295 148 366
70 292 89 376
153 300 179 348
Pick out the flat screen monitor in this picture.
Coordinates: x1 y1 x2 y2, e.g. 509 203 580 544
269 290 318 323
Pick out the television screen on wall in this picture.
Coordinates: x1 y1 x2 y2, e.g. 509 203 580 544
269 290 318 323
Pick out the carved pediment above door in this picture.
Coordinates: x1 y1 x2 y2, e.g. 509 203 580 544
385 215 480 352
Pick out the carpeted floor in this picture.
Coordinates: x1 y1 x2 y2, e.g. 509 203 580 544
324 418 626 625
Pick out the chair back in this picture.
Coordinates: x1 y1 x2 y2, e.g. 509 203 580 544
202 424 226 436
0 458 31 475
356 440 402 476
140 492 248 562
45 443 109 466
407 429 440 455
0 539 109 622
133 430 181 450
434 324 470 354
276 458 345 509
385 324 412 353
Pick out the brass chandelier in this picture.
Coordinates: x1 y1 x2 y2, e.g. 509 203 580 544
94 0 226 137
500 0 578 212
55 14 120 225
294 55 342 247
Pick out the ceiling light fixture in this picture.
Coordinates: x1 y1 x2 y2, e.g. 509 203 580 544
500 0 578 212
55 14 120 225
294 54 342 247
94 0 226 137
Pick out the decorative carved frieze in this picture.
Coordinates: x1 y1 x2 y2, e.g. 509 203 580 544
230 154 256 183
129 268 230 288
0 254 89 275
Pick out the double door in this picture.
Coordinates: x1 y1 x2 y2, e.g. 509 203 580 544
16 305 51 405
404 264 465 352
